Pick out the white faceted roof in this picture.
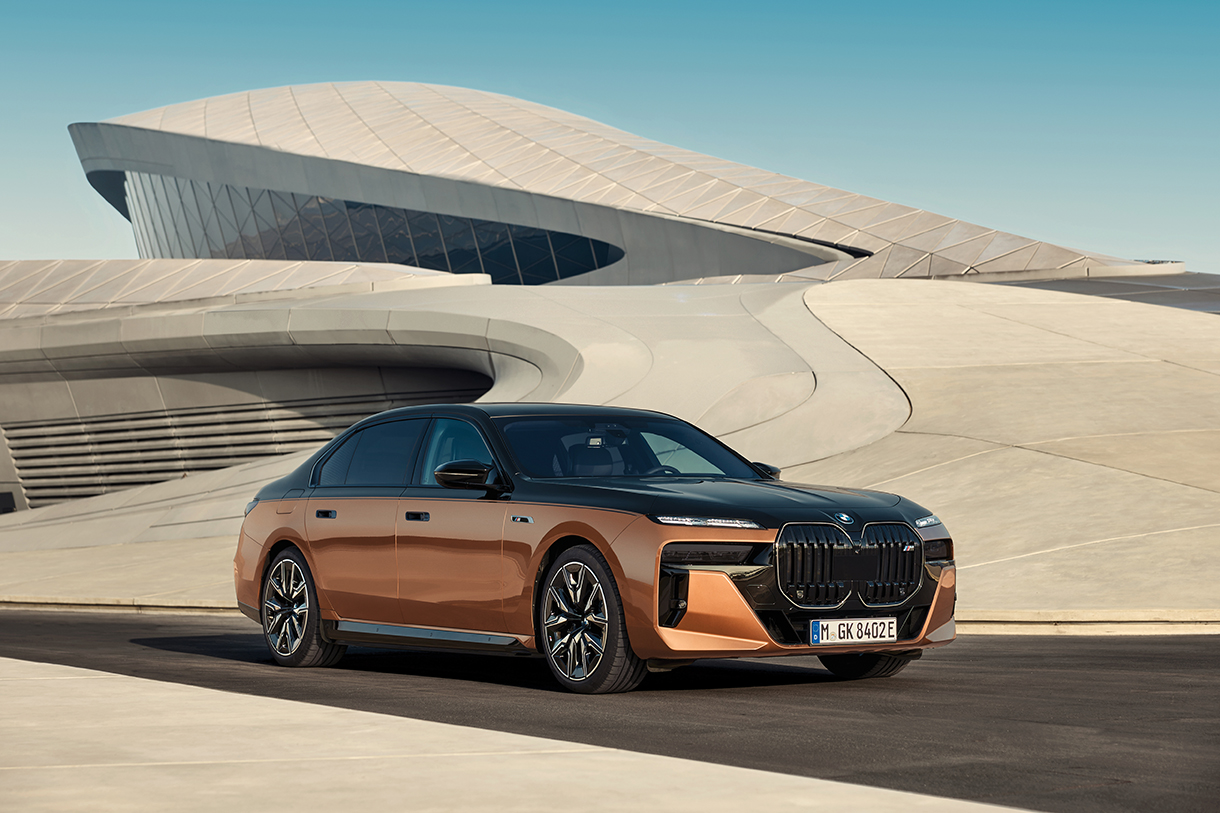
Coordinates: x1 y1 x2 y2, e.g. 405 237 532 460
109 82 1133 277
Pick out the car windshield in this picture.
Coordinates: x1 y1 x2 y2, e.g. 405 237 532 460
493 415 760 479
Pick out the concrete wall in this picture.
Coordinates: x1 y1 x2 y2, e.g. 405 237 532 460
0 365 489 507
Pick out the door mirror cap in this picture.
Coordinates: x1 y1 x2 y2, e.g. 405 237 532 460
752 462 781 479
434 459 510 492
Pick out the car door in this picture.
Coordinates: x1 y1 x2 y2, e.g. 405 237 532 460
306 418 427 624
396 417 508 633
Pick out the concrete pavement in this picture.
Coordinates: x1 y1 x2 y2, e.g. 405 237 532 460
0 655 1024 813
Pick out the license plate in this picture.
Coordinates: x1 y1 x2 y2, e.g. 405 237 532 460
811 617 897 645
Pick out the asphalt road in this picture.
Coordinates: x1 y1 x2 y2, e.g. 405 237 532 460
2 610 1216 813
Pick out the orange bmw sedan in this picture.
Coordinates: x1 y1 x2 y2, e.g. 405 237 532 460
235 404 956 693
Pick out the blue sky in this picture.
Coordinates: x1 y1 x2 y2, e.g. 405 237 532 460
1 0 1215 270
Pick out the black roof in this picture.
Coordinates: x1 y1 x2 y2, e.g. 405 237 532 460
467 402 675 419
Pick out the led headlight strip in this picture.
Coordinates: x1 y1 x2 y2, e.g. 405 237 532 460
651 515 764 529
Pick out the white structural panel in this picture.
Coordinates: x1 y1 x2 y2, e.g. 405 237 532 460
0 258 455 319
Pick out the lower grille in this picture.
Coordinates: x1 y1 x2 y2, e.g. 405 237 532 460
776 522 923 607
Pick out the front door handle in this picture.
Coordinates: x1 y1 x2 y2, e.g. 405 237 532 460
404 511 430 522
315 509 337 519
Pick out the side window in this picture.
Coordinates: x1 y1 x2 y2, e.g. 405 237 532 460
317 419 426 487
419 418 495 485
318 431 360 486
345 419 428 486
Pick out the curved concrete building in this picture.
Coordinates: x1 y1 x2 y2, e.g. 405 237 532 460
69 82 1170 287
0 82 1215 630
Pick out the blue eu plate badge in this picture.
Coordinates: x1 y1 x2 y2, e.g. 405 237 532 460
811 617 898 646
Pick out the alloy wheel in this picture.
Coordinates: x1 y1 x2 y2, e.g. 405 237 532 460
543 561 609 681
264 558 309 656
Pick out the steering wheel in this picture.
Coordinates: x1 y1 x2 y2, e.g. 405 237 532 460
643 465 681 475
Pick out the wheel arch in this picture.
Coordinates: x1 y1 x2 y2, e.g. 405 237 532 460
261 539 303 583
257 539 333 613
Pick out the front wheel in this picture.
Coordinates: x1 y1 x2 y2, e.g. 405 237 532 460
539 545 647 694
819 651 921 680
261 548 345 668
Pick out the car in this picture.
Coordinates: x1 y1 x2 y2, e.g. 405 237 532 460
234 403 956 693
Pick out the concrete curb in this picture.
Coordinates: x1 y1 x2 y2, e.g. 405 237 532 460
957 610 1220 632
957 609 1220 622
956 621 1220 636
0 598 240 615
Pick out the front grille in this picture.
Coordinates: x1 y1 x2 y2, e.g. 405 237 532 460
776 524 850 606
860 523 924 604
775 522 923 607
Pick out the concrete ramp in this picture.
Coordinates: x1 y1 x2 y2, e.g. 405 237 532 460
792 279 1220 629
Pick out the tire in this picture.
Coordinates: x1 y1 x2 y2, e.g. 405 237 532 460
261 548 346 668
819 650 921 680
538 545 647 694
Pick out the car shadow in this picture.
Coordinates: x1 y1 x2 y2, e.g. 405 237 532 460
131 632 268 662
132 632 839 692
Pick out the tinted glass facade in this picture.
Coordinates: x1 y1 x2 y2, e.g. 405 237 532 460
124 172 625 285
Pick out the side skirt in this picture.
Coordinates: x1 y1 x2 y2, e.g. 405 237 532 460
321 619 537 657
238 601 260 623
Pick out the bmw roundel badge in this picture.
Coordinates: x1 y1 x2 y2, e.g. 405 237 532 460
834 512 855 525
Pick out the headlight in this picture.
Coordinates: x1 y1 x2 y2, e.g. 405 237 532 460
661 543 754 565
244 499 259 516
651 515 764 529
914 514 941 528
924 539 953 560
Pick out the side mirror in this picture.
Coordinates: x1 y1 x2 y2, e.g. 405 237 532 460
434 459 510 492
752 462 781 479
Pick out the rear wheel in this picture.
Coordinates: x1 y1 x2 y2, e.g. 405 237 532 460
261 548 345 668
819 651 921 680
539 545 647 694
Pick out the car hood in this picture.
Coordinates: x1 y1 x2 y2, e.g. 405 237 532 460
517 476 904 528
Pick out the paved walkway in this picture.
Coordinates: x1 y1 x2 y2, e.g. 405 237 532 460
0 656 1021 812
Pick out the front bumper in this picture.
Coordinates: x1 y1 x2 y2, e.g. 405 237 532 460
614 520 956 660
650 563 955 659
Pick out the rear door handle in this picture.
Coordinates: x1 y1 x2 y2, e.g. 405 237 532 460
404 511 430 522
315 509 337 519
